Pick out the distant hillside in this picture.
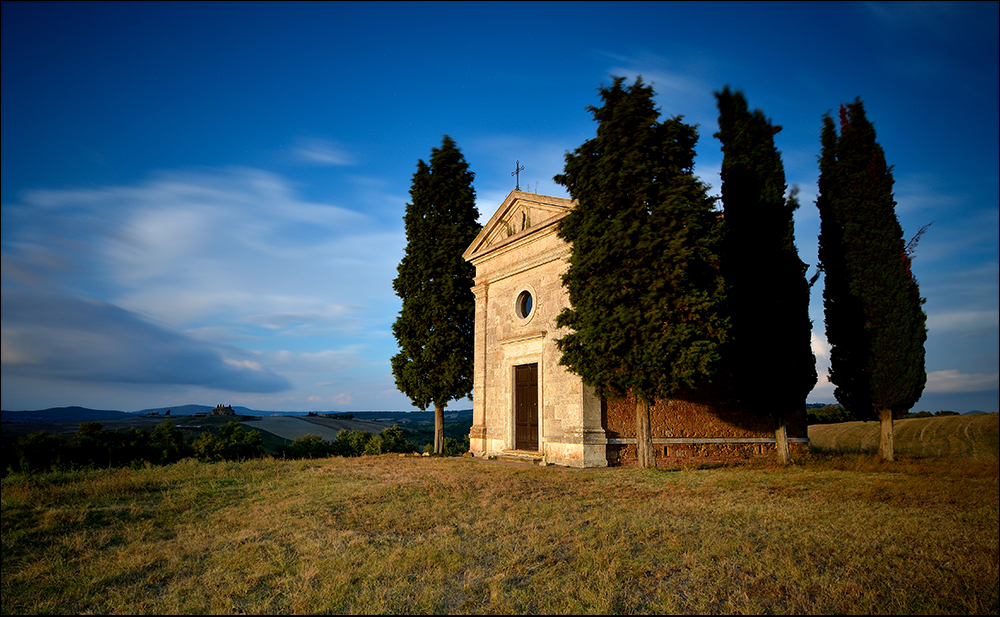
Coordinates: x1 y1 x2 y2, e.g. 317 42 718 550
2 406 473 425
0 405 250 422
808 412 999 462
1 407 134 423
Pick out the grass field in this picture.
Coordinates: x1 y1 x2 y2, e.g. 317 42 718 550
2 415 997 614
808 412 999 463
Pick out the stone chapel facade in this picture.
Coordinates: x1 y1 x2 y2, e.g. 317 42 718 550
463 191 809 467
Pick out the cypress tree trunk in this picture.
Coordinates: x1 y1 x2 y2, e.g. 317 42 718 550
878 407 895 462
774 415 792 465
635 397 656 468
434 404 445 455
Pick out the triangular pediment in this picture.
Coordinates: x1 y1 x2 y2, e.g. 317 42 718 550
464 191 575 261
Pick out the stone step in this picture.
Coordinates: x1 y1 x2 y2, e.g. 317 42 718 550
496 450 545 464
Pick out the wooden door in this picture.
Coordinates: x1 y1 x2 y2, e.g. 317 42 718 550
515 363 538 451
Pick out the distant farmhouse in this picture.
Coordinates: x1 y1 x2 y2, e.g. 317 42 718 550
463 191 809 468
212 404 236 416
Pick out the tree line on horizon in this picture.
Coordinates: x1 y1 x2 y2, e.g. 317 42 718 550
1 420 460 477
806 404 958 425
392 77 927 466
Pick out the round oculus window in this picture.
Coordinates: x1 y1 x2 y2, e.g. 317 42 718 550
516 290 533 319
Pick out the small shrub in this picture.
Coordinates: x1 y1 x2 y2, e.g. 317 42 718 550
192 432 223 462
216 422 265 460
14 432 69 473
149 421 188 464
277 434 335 460
333 429 373 457
363 435 385 456
806 404 856 424
378 425 417 454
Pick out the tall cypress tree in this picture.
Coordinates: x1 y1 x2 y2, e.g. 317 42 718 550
392 136 481 454
816 100 927 461
555 77 728 468
714 87 816 464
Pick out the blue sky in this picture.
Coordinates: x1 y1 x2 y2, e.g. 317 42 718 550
2 1 997 413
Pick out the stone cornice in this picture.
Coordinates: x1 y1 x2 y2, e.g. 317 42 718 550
499 331 547 346
472 238 571 285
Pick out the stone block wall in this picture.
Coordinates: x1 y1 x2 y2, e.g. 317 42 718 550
603 385 809 466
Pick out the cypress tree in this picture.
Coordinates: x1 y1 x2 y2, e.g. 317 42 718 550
555 77 728 468
392 136 481 454
714 87 817 464
816 100 927 461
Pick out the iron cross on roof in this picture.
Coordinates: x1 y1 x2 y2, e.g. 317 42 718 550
511 160 525 191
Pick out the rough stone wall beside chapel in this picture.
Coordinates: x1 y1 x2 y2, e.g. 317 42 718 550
603 387 809 465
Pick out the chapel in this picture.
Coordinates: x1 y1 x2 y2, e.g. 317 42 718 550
463 190 809 467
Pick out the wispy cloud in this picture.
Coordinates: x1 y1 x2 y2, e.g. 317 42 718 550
927 309 1000 335
2 167 400 327
242 303 361 334
862 2 998 92
810 332 830 360
926 369 999 393
808 332 835 402
295 138 355 166
892 173 965 216
863 1 966 37
601 51 713 96
596 51 720 127
269 348 366 374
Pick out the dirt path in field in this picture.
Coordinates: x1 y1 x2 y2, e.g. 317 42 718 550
246 416 389 442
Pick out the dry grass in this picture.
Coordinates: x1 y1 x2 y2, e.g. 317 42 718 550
3 446 998 614
809 412 999 463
